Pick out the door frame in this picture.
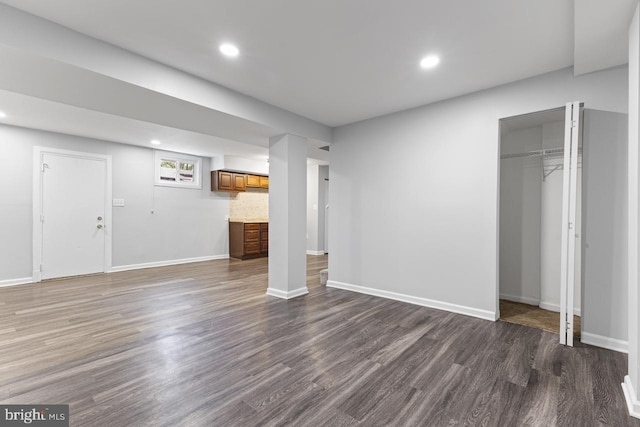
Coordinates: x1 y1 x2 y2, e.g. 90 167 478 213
32 147 113 282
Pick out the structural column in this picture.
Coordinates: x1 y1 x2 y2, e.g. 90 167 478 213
624 2 640 419
266 133 308 299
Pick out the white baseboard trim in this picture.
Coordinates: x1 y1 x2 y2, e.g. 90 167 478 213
306 250 326 256
539 301 581 316
327 280 496 321
110 254 229 273
622 375 640 419
581 332 628 353
499 293 540 306
0 256 231 286
266 286 309 299
0 277 33 288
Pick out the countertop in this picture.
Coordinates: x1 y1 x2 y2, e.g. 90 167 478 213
229 219 268 223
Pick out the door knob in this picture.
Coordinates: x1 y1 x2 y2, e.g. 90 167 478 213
97 224 103 229
97 216 103 221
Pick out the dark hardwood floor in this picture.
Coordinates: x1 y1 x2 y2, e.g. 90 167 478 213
0 255 636 426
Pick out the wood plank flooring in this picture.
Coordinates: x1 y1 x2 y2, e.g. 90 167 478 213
0 255 637 426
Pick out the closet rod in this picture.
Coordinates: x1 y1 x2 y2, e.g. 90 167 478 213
500 147 581 160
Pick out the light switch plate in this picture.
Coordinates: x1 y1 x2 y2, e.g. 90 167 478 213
112 198 125 207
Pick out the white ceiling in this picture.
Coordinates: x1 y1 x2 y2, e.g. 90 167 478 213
0 0 581 127
574 0 637 76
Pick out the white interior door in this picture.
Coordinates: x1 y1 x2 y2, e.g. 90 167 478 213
560 101 582 346
40 152 107 280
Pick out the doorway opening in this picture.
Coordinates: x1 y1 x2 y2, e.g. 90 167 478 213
498 104 582 344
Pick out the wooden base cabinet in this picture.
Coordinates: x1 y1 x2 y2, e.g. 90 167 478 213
229 222 268 260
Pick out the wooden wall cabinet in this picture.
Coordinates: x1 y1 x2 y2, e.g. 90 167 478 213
211 170 268 192
213 170 233 191
230 222 268 260
232 173 247 191
247 174 261 187
211 171 248 192
246 174 269 189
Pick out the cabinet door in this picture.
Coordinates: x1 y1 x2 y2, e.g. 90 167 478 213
233 173 247 191
259 176 269 189
245 242 261 254
245 230 260 242
217 171 234 191
246 174 260 187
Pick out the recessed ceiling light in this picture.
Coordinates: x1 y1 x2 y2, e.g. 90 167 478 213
219 43 239 57
420 55 440 69
151 140 161 145
0 111 6 118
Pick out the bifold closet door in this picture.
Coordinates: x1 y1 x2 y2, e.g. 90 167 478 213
559 101 582 346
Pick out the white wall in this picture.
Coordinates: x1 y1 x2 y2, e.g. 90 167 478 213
330 66 627 320
318 165 329 254
306 164 329 255
307 164 320 253
499 126 542 305
581 110 628 346
540 121 564 310
0 125 230 283
212 156 269 175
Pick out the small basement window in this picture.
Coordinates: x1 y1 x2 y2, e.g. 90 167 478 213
154 150 202 189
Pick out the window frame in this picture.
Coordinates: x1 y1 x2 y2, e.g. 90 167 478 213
154 150 202 189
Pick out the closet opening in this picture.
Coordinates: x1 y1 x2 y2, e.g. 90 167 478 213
498 105 582 343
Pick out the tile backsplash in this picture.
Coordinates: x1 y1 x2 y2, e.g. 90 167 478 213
229 188 269 221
